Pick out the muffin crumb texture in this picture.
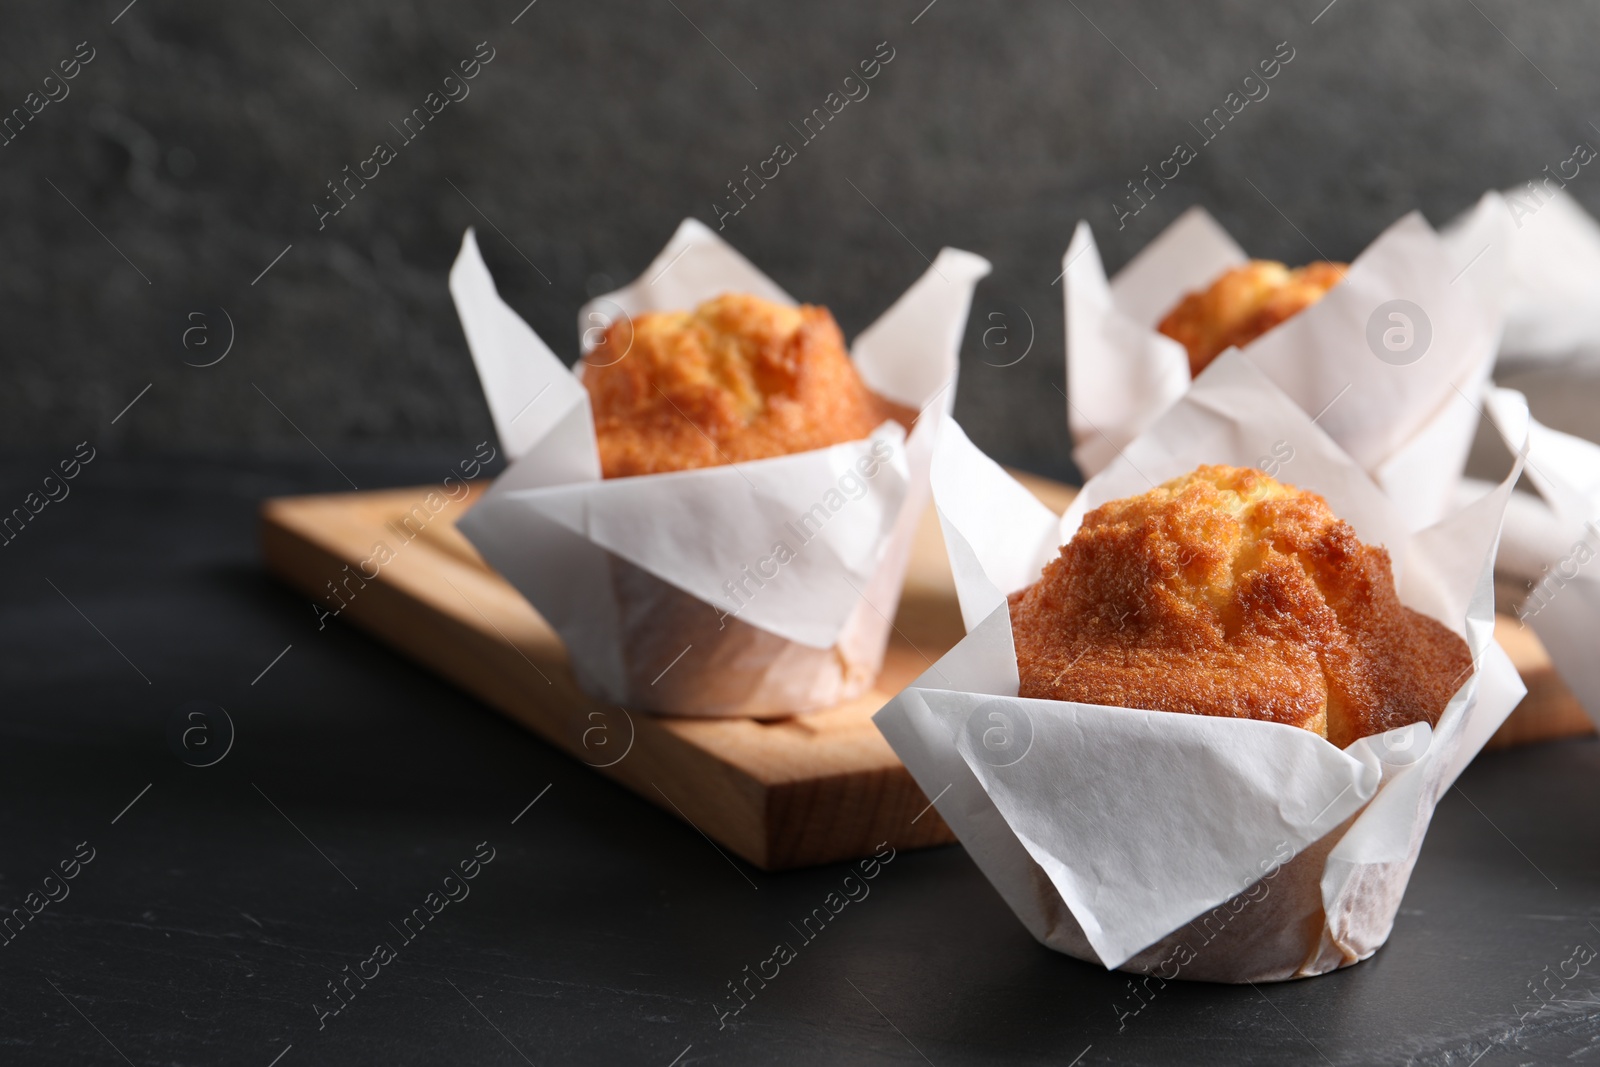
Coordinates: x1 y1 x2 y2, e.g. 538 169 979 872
584 294 909 478
1008 465 1471 747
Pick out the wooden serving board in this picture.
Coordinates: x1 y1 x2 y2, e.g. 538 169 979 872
260 474 1593 871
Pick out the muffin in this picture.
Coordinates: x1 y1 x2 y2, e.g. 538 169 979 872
583 294 913 479
1157 261 1347 378
1008 465 1470 748
451 222 992 719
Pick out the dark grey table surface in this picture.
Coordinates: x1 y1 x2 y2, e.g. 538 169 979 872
4 452 1600 1067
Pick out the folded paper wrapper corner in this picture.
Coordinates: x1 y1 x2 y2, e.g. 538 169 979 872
877 352 1529 981
446 221 990 716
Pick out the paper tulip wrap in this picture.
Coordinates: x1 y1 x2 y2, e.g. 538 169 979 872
1439 189 1600 728
1463 186 1600 368
448 219 990 717
1062 198 1512 531
874 353 1528 982
1484 390 1600 727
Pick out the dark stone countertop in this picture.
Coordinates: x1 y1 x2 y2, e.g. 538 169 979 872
1 452 1598 1066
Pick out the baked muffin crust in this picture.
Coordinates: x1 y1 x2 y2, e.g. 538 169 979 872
1157 261 1347 378
1008 465 1470 747
583 294 911 479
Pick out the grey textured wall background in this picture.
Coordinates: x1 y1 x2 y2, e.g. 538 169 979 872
4 0 1597 481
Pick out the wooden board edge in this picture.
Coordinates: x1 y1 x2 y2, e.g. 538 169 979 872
764 766 957 871
1484 616 1595 751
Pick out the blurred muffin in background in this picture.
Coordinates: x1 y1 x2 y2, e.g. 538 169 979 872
1158 261 1347 377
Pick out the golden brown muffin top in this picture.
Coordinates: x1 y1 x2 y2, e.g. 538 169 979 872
1157 260 1347 378
1008 465 1470 748
582 293 912 478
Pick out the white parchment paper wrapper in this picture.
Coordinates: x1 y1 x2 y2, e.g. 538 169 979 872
1438 189 1600 727
448 220 990 716
1063 200 1511 530
875 353 1528 982
1481 390 1600 727
1445 188 1600 452
1449 186 1600 371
